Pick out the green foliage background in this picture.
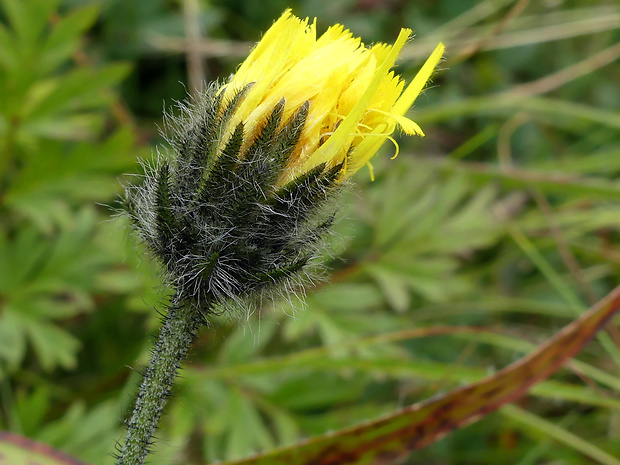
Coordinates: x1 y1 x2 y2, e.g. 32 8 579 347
1 0 620 463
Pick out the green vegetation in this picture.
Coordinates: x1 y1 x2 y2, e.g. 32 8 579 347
1 0 620 464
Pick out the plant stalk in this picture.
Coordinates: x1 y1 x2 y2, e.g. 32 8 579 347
116 299 204 465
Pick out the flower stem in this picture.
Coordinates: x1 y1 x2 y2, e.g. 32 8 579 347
117 299 204 465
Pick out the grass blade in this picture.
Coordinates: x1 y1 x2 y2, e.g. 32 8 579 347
501 404 620 465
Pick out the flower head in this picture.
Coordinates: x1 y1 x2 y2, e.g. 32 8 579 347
125 11 444 310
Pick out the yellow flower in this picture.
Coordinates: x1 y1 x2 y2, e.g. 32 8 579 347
220 9 444 185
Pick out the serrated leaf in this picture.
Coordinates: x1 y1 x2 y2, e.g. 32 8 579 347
22 113 103 140
221 388 275 460
13 387 51 437
22 63 131 120
39 5 100 74
0 310 27 367
315 284 385 312
220 319 278 365
0 23 19 70
36 401 121 463
365 264 410 312
0 0 59 45
22 319 80 371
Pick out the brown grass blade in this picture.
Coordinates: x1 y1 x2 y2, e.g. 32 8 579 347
0 431 91 465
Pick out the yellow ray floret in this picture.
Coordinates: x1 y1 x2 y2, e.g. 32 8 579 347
220 9 445 185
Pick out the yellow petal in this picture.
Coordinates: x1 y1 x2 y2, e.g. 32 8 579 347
392 42 445 116
301 28 413 174
392 114 425 136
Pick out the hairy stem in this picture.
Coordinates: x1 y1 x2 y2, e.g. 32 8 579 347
117 300 205 465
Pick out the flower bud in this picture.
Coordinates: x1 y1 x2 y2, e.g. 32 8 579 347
125 10 444 311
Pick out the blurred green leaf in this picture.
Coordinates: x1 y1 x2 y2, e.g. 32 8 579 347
0 431 91 465
39 5 100 74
